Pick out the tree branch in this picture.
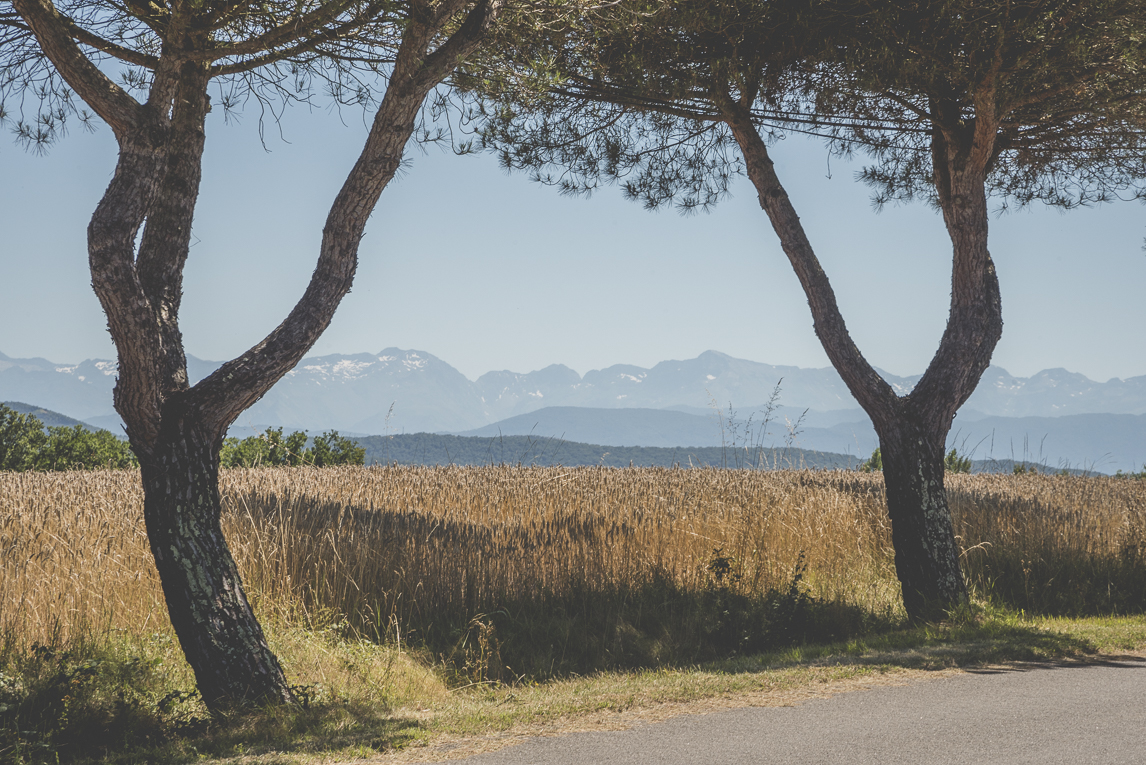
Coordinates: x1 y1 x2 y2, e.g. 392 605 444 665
12 0 143 135
209 6 392 76
719 95 897 422
413 0 500 92
87 117 171 447
134 59 212 397
189 0 503 435
203 0 360 61
57 12 160 68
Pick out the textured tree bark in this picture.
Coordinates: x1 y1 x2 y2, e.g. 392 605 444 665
877 406 967 619
723 97 1002 620
140 396 292 707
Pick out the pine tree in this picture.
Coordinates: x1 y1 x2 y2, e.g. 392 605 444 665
469 0 1146 619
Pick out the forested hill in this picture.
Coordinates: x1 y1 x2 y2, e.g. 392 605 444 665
356 434 1099 474
359 433 863 470
2 401 103 431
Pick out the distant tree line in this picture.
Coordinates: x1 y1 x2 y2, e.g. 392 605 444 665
0 404 365 471
369 435 1100 475
0 403 137 470
359 433 861 470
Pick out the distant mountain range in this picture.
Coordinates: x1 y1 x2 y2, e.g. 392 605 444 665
3 348 1144 473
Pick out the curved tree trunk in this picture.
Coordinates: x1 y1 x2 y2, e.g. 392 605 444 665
79 55 296 707
141 398 292 707
17 0 499 712
80 1 497 710
723 98 1001 620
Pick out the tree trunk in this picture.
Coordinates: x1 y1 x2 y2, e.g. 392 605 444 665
76 56 296 708
876 406 966 620
140 398 291 708
723 98 1001 621
17 0 499 709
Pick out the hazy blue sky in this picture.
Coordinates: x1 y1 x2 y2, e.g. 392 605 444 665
2 104 1144 382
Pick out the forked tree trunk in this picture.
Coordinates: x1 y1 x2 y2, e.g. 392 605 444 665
140 401 291 707
16 0 501 709
723 97 1001 620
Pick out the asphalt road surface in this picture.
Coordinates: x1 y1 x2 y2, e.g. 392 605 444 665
447 658 1146 764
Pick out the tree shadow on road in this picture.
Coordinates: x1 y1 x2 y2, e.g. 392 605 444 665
707 612 1119 676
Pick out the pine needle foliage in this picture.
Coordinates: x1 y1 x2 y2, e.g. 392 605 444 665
817 0 1146 210
465 0 1146 212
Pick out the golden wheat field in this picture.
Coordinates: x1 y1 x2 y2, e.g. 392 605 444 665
3 466 1145 652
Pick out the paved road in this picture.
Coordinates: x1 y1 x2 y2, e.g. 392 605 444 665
446 658 1146 764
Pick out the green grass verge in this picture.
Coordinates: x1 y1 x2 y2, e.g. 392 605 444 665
4 605 1144 764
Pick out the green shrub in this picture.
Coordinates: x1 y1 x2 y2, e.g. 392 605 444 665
0 639 195 763
944 448 972 474
35 426 138 471
220 427 308 468
220 428 364 468
0 405 137 471
0 406 47 471
861 446 971 474
308 431 365 467
860 447 882 472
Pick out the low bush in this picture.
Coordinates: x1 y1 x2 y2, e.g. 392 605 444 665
0 405 136 471
220 428 364 468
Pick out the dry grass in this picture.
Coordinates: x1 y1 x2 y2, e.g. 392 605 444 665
0 470 158 648
226 467 902 645
0 467 900 683
4 468 1146 656
4 467 1146 762
948 473 1146 613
